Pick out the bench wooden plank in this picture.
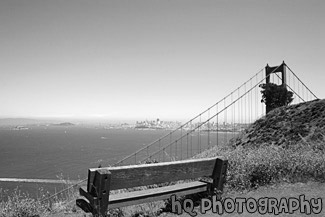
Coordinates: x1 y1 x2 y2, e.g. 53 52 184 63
108 181 207 209
89 157 217 190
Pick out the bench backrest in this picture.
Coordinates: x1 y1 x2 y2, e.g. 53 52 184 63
87 157 219 192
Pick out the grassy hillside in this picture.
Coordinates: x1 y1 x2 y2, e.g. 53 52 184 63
232 99 325 148
196 99 325 189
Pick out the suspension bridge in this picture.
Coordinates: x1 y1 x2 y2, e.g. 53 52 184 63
112 61 318 166
0 61 319 206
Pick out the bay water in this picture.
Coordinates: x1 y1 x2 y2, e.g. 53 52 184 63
0 125 234 199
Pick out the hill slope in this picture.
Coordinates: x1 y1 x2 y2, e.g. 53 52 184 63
233 99 325 147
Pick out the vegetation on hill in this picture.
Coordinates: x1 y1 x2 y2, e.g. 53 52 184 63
197 99 325 190
233 99 325 147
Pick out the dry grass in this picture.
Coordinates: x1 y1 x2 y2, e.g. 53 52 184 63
0 174 82 217
197 138 325 191
0 188 49 217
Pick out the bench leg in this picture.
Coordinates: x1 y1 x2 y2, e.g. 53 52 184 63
77 169 111 217
210 158 228 194
92 169 111 217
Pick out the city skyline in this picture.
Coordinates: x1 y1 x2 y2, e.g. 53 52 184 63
1 0 324 121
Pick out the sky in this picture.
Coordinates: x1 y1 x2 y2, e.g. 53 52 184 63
0 0 324 122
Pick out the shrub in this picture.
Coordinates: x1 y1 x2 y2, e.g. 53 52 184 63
0 188 49 217
259 83 294 113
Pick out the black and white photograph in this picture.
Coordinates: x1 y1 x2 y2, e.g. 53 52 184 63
0 0 324 216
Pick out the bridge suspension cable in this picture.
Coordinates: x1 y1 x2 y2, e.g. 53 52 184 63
113 67 263 166
286 64 318 100
139 64 284 163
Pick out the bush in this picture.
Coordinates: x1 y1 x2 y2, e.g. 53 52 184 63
0 188 49 217
259 83 294 113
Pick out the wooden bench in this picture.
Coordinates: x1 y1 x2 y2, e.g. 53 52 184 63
76 157 228 216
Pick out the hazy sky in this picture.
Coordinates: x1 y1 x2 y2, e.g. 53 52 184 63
1 0 324 121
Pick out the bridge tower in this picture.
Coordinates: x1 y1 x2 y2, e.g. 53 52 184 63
265 61 287 114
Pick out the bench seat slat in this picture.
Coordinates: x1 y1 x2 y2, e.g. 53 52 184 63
108 181 207 209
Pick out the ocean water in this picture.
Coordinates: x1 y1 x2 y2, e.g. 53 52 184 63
0 125 235 198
